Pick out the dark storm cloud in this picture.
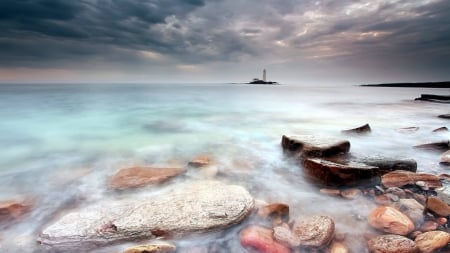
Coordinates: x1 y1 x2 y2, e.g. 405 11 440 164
0 0 449 80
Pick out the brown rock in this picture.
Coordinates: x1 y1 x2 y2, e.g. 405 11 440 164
320 188 341 197
357 158 417 174
368 206 415 235
0 199 33 223
281 135 350 157
188 155 212 168
385 187 407 198
303 158 379 187
415 231 450 253
240 225 290 253
441 150 450 165
419 221 438 232
340 188 362 199
328 241 349 253
108 166 186 190
123 242 176 253
381 170 442 189
292 215 335 247
414 140 450 152
342 123 371 134
257 203 289 222
393 199 424 227
273 225 300 247
368 234 418 253
426 196 450 216
433 127 449 133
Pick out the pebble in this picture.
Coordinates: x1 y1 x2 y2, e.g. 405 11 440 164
426 196 450 216
123 241 176 253
367 234 418 253
240 225 290 253
328 241 349 253
340 188 362 199
415 231 450 253
368 206 415 235
292 215 335 247
257 203 289 222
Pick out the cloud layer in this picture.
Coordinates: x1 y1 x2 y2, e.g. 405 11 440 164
1 0 449 83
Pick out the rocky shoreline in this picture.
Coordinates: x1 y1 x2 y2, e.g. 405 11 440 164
1 123 450 252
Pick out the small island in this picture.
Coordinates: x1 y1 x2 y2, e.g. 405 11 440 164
361 81 450 88
248 69 279 85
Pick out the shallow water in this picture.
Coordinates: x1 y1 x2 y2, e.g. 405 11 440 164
0 83 449 252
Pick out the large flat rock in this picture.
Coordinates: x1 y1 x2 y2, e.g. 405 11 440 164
281 135 350 158
38 181 254 250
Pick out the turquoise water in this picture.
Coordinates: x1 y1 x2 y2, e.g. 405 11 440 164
0 83 449 252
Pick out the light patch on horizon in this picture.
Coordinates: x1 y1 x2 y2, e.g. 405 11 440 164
176 64 201 71
139 50 165 60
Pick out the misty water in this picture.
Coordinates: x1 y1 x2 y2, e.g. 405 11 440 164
0 83 449 252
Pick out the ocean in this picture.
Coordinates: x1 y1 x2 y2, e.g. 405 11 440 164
0 83 449 252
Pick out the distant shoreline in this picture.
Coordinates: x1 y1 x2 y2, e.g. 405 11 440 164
361 81 450 88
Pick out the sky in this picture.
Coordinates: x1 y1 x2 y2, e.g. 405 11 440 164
0 0 449 85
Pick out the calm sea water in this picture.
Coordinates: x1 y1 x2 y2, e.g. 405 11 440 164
0 83 449 252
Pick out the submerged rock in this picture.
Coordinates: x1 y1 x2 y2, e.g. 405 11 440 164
302 158 379 187
240 225 290 253
414 231 450 253
381 170 442 189
38 181 254 250
256 203 289 222
108 166 186 190
368 206 415 235
438 114 450 119
188 155 212 168
0 199 33 224
441 150 450 165
392 199 424 227
413 140 450 152
433 127 449 133
341 123 371 134
368 234 418 253
281 135 350 157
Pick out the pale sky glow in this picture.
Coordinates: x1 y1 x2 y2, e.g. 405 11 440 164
0 0 449 84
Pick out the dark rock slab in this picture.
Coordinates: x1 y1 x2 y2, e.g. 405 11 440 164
281 135 350 158
302 158 379 187
433 127 449 133
355 157 417 174
38 181 254 250
438 114 450 119
414 140 450 152
342 123 371 134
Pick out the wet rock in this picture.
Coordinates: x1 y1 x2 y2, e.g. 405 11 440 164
441 150 450 164
0 199 33 224
108 166 186 190
414 140 450 152
273 225 300 247
433 127 449 133
240 225 290 253
381 170 442 188
368 206 415 235
303 158 379 187
257 203 289 222
188 155 212 168
436 185 450 205
320 188 341 197
340 188 362 199
385 187 407 199
397 127 420 134
426 196 450 216
438 114 450 119
415 231 450 253
123 241 176 253
38 181 254 250
367 234 418 253
281 135 350 158
419 221 438 232
328 241 349 253
292 215 335 247
356 157 417 174
393 199 424 227
342 123 371 134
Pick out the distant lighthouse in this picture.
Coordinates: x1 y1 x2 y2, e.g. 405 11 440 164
263 69 266 82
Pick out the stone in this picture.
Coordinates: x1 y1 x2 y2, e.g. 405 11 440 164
38 181 254 250
0 199 33 224
273 225 300 247
108 166 186 190
415 231 450 253
292 215 335 247
256 203 289 222
414 140 450 152
426 196 450 216
356 157 417 174
320 188 341 197
397 127 420 134
329 241 349 253
385 187 407 198
342 123 371 134
188 155 212 168
302 158 379 187
123 241 176 253
433 127 449 133
281 135 350 157
240 225 290 253
381 170 442 188
419 221 438 232
340 188 362 199
392 199 424 227
436 185 450 205
438 114 450 119
368 206 415 235
441 151 450 165
367 234 418 253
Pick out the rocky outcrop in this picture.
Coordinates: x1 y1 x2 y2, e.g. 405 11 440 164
281 135 350 157
108 166 186 190
368 235 418 253
342 123 371 134
368 206 415 235
38 181 254 250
